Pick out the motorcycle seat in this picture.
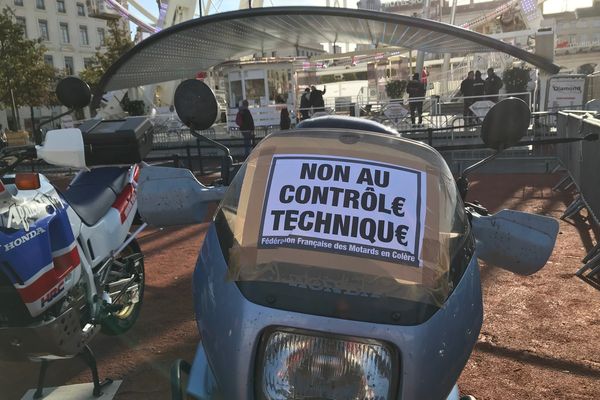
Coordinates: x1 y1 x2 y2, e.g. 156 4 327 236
62 167 130 226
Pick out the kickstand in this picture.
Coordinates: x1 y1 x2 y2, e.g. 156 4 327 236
78 345 113 397
33 359 50 399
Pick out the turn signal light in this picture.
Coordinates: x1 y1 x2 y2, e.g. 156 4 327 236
15 173 41 190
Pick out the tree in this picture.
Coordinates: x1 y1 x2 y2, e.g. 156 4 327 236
80 20 133 92
577 63 597 76
385 80 407 100
0 7 56 130
502 66 531 94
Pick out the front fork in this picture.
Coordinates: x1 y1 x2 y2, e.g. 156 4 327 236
79 223 147 329
171 345 218 400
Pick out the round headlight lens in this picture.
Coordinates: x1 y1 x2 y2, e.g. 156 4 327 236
258 329 395 400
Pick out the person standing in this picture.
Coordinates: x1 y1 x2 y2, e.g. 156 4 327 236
484 67 503 102
280 106 291 130
275 94 290 130
235 100 255 157
300 88 311 120
406 73 426 127
460 71 474 124
472 71 485 100
310 85 326 113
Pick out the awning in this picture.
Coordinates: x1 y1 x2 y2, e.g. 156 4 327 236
96 6 559 98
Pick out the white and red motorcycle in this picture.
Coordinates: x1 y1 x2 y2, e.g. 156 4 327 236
0 78 151 398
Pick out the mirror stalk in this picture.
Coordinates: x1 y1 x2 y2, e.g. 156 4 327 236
458 149 503 200
38 109 74 129
34 108 75 145
190 128 233 185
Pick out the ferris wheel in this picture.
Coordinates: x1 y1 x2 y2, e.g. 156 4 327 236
88 0 199 34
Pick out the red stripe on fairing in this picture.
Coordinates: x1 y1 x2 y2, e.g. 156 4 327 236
51 241 77 258
53 246 81 274
112 184 136 223
16 247 80 303
132 165 140 182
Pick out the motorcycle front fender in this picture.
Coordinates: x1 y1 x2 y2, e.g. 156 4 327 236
186 344 220 400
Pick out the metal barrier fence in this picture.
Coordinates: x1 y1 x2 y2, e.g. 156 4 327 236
148 107 568 178
303 91 533 133
554 110 600 283
555 111 600 221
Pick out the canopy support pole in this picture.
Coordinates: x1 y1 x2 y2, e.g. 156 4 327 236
415 0 432 79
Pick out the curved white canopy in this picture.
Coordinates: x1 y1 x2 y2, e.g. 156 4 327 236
95 6 558 101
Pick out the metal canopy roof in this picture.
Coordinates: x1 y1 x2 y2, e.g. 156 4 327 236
96 6 559 96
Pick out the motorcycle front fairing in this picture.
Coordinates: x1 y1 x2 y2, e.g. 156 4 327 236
189 129 482 400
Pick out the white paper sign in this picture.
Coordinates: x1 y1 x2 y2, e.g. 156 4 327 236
470 100 495 119
384 103 409 120
546 76 585 111
258 155 427 267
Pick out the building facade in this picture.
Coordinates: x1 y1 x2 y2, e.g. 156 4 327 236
380 0 600 71
0 0 110 130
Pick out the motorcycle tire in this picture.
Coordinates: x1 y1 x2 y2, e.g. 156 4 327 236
100 238 145 336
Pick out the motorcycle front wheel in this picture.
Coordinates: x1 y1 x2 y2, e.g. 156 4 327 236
100 238 145 336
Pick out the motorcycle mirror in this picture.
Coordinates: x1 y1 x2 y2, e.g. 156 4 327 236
471 209 559 275
481 97 530 151
137 166 225 227
56 77 92 109
174 79 218 131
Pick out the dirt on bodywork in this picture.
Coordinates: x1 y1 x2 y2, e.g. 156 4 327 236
0 173 599 399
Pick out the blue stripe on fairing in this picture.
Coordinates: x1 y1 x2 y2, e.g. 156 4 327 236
0 206 76 284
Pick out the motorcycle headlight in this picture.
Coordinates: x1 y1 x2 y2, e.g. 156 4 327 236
256 328 398 400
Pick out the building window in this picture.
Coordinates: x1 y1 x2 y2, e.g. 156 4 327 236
97 28 106 45
64 56 74 75
57 0 66 13
79 26 89 46
38 20 49 41
60 23 70 44
77 3 86 16
36 0 45 10
16 16 26 38
14 0 23 6
84 57 93 69
44 54 54 67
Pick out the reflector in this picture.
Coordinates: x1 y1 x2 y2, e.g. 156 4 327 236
15 173 41 190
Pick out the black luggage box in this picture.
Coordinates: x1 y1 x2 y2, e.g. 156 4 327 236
78 117 153 166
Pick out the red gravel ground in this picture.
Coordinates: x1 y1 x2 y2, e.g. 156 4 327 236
1 172 599 399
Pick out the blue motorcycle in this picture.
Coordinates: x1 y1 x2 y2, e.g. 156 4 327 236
138 80 560 400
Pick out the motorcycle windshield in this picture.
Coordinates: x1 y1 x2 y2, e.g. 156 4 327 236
214 129 470 321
